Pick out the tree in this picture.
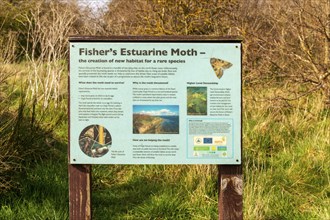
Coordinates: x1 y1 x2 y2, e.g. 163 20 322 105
0 1 31 62
21 0 80 107
232 0 330 104
103 0 236 35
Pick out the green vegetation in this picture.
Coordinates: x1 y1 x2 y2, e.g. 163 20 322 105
243 88 330 219
0 71 69 219
1 63 329 219
0 0 329 219
187 87 207 115
92 165 218 219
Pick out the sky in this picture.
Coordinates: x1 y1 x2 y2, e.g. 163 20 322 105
133 105 179 116
77 0 110 12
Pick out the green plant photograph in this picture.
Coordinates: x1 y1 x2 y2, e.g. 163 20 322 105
1 0 329 220
187 87 208 116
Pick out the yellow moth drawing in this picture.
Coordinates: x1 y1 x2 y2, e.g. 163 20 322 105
210 58 233 79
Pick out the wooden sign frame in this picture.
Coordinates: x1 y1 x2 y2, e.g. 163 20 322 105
68 36 242 219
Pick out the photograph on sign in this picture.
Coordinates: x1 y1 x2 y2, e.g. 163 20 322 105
78 124 111 158
69 41 241 164
133 105 179 134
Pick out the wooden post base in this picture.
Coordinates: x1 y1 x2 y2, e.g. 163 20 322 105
218 165 243 220
69 164 92 220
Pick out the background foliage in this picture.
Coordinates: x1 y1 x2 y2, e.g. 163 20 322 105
0 0 329 219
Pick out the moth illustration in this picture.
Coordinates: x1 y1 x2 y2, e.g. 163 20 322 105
210 58 233 79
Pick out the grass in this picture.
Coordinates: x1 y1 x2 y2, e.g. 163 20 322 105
243 87 330 220
0 158 69 220
92 165 218 219
0 63 329 219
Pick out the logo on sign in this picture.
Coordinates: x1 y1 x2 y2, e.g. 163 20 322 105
203 137 213 144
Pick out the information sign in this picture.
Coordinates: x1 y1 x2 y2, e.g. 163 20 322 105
69 37 241 164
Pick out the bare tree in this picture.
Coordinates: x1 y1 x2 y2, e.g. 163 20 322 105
102 0 234 35
231 0 330 104
22 0 79 107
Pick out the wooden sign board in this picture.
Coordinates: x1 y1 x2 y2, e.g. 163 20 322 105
69 36 242 165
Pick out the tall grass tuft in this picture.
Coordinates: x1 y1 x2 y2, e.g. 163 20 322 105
92 164 219 219
243 87 330 219
0 63 66 194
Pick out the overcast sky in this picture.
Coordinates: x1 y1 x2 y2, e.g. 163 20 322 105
77 0 110 11
133 105 179 116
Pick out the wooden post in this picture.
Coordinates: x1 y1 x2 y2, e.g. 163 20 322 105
69 164 92 220
218 165 243 220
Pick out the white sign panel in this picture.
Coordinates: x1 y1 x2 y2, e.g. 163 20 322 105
69 39 241 164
